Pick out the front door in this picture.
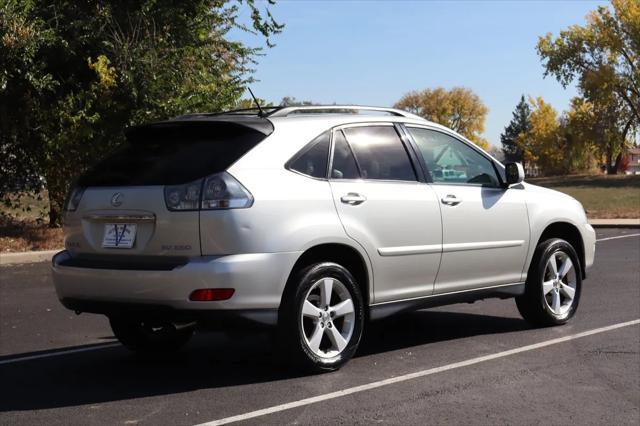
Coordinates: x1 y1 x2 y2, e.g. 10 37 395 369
405 126 529 294
329 124 442 303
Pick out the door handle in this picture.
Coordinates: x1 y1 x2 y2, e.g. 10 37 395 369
341 193 367 205
441 194 461 206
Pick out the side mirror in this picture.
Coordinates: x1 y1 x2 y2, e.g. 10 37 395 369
504 162 525 186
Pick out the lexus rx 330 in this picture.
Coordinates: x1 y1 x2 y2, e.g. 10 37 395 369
52 105 596 371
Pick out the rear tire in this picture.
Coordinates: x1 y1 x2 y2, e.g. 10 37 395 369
278 262 365 372
109 317 194 354
516 238 582 327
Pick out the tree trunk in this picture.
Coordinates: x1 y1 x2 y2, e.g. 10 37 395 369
606 150 615 174
48 205 61 228
609 118 634 175
612 153 623 175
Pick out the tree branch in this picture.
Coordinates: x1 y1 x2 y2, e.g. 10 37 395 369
618 88 640 123
618 46 637 75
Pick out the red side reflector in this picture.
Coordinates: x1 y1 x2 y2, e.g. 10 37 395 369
189 288 235 301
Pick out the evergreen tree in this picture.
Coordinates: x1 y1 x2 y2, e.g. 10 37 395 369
501 95 531 163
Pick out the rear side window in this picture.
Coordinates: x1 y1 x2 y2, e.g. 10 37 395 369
289 131 330 178
77 122 267 186
331 130 360 179
342 126 417 181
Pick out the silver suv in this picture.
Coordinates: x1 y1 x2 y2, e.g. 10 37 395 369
52 106 596 371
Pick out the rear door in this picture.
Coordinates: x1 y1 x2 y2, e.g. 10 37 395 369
328 124 442 303
405 126 529 294
63 121 267 258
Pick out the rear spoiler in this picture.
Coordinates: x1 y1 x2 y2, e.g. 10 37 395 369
125 115 275 142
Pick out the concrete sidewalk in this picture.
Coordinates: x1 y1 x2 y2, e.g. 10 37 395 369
0 249 59 266
1 219 638 266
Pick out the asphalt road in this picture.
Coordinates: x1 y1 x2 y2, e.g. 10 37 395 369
1 228 639 425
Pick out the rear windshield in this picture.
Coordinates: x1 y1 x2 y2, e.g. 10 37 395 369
77 121 268 186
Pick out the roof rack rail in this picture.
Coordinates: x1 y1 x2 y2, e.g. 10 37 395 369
267 105 423 119
176 105 425 120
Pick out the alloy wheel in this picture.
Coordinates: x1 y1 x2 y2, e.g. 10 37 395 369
542 250 577 316
300 277 356 358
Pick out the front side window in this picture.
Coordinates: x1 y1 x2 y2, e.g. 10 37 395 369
342 126 417 181
407 127 500 186
289 131 330 178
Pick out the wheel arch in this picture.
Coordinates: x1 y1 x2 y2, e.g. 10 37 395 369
282 243 372 311
536 222 586 279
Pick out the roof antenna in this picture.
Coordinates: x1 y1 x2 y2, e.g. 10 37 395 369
247 87 264 117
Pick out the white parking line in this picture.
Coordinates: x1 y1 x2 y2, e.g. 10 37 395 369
195 319 640 426
596 233 640 242
0 342 120 365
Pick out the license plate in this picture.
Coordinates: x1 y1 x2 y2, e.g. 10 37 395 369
102 223 137 249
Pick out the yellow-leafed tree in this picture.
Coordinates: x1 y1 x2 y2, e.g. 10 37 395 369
517 97 564 175
537 0 639 173
394 87 490 150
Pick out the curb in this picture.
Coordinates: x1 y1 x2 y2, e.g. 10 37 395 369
589 219 640 228
0 249 59 266
1 219 638 266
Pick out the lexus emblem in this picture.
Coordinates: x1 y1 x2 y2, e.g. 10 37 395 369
111 192 124 207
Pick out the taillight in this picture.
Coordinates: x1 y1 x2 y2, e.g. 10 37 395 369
163 172 253 211
63 187 85 212
164 179 202 211
202 172 253 209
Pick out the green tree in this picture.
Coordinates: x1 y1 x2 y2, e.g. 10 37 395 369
0 0 283 226
500 95 531 163
394 87 490 150
235 97 273 110
537 0 639 173
279 96 318 106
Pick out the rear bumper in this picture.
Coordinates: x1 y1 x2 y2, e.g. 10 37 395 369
52 250 301 325
59 298 278 327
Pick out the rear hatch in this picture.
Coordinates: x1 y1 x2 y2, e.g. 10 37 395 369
62 117 272 262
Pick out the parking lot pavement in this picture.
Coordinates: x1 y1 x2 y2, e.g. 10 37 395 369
0 229 638 425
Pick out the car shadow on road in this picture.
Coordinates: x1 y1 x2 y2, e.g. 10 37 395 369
0 310 530 412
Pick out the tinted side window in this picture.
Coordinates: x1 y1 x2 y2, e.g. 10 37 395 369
289 131 330 178
342 126 416 181
331 130 360 179
407 127 499 186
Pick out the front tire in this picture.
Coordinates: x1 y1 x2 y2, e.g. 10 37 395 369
516 238 582 326
109 317 194 354
278 262 365 372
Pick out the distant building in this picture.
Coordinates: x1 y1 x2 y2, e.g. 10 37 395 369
626 147 640 175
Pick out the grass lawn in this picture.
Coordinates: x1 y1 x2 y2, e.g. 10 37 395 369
528 174 640 219
0 216 63 253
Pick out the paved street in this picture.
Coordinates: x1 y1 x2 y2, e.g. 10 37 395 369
1 228 638 425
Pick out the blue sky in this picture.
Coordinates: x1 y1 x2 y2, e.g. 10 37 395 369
232 0 608 146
